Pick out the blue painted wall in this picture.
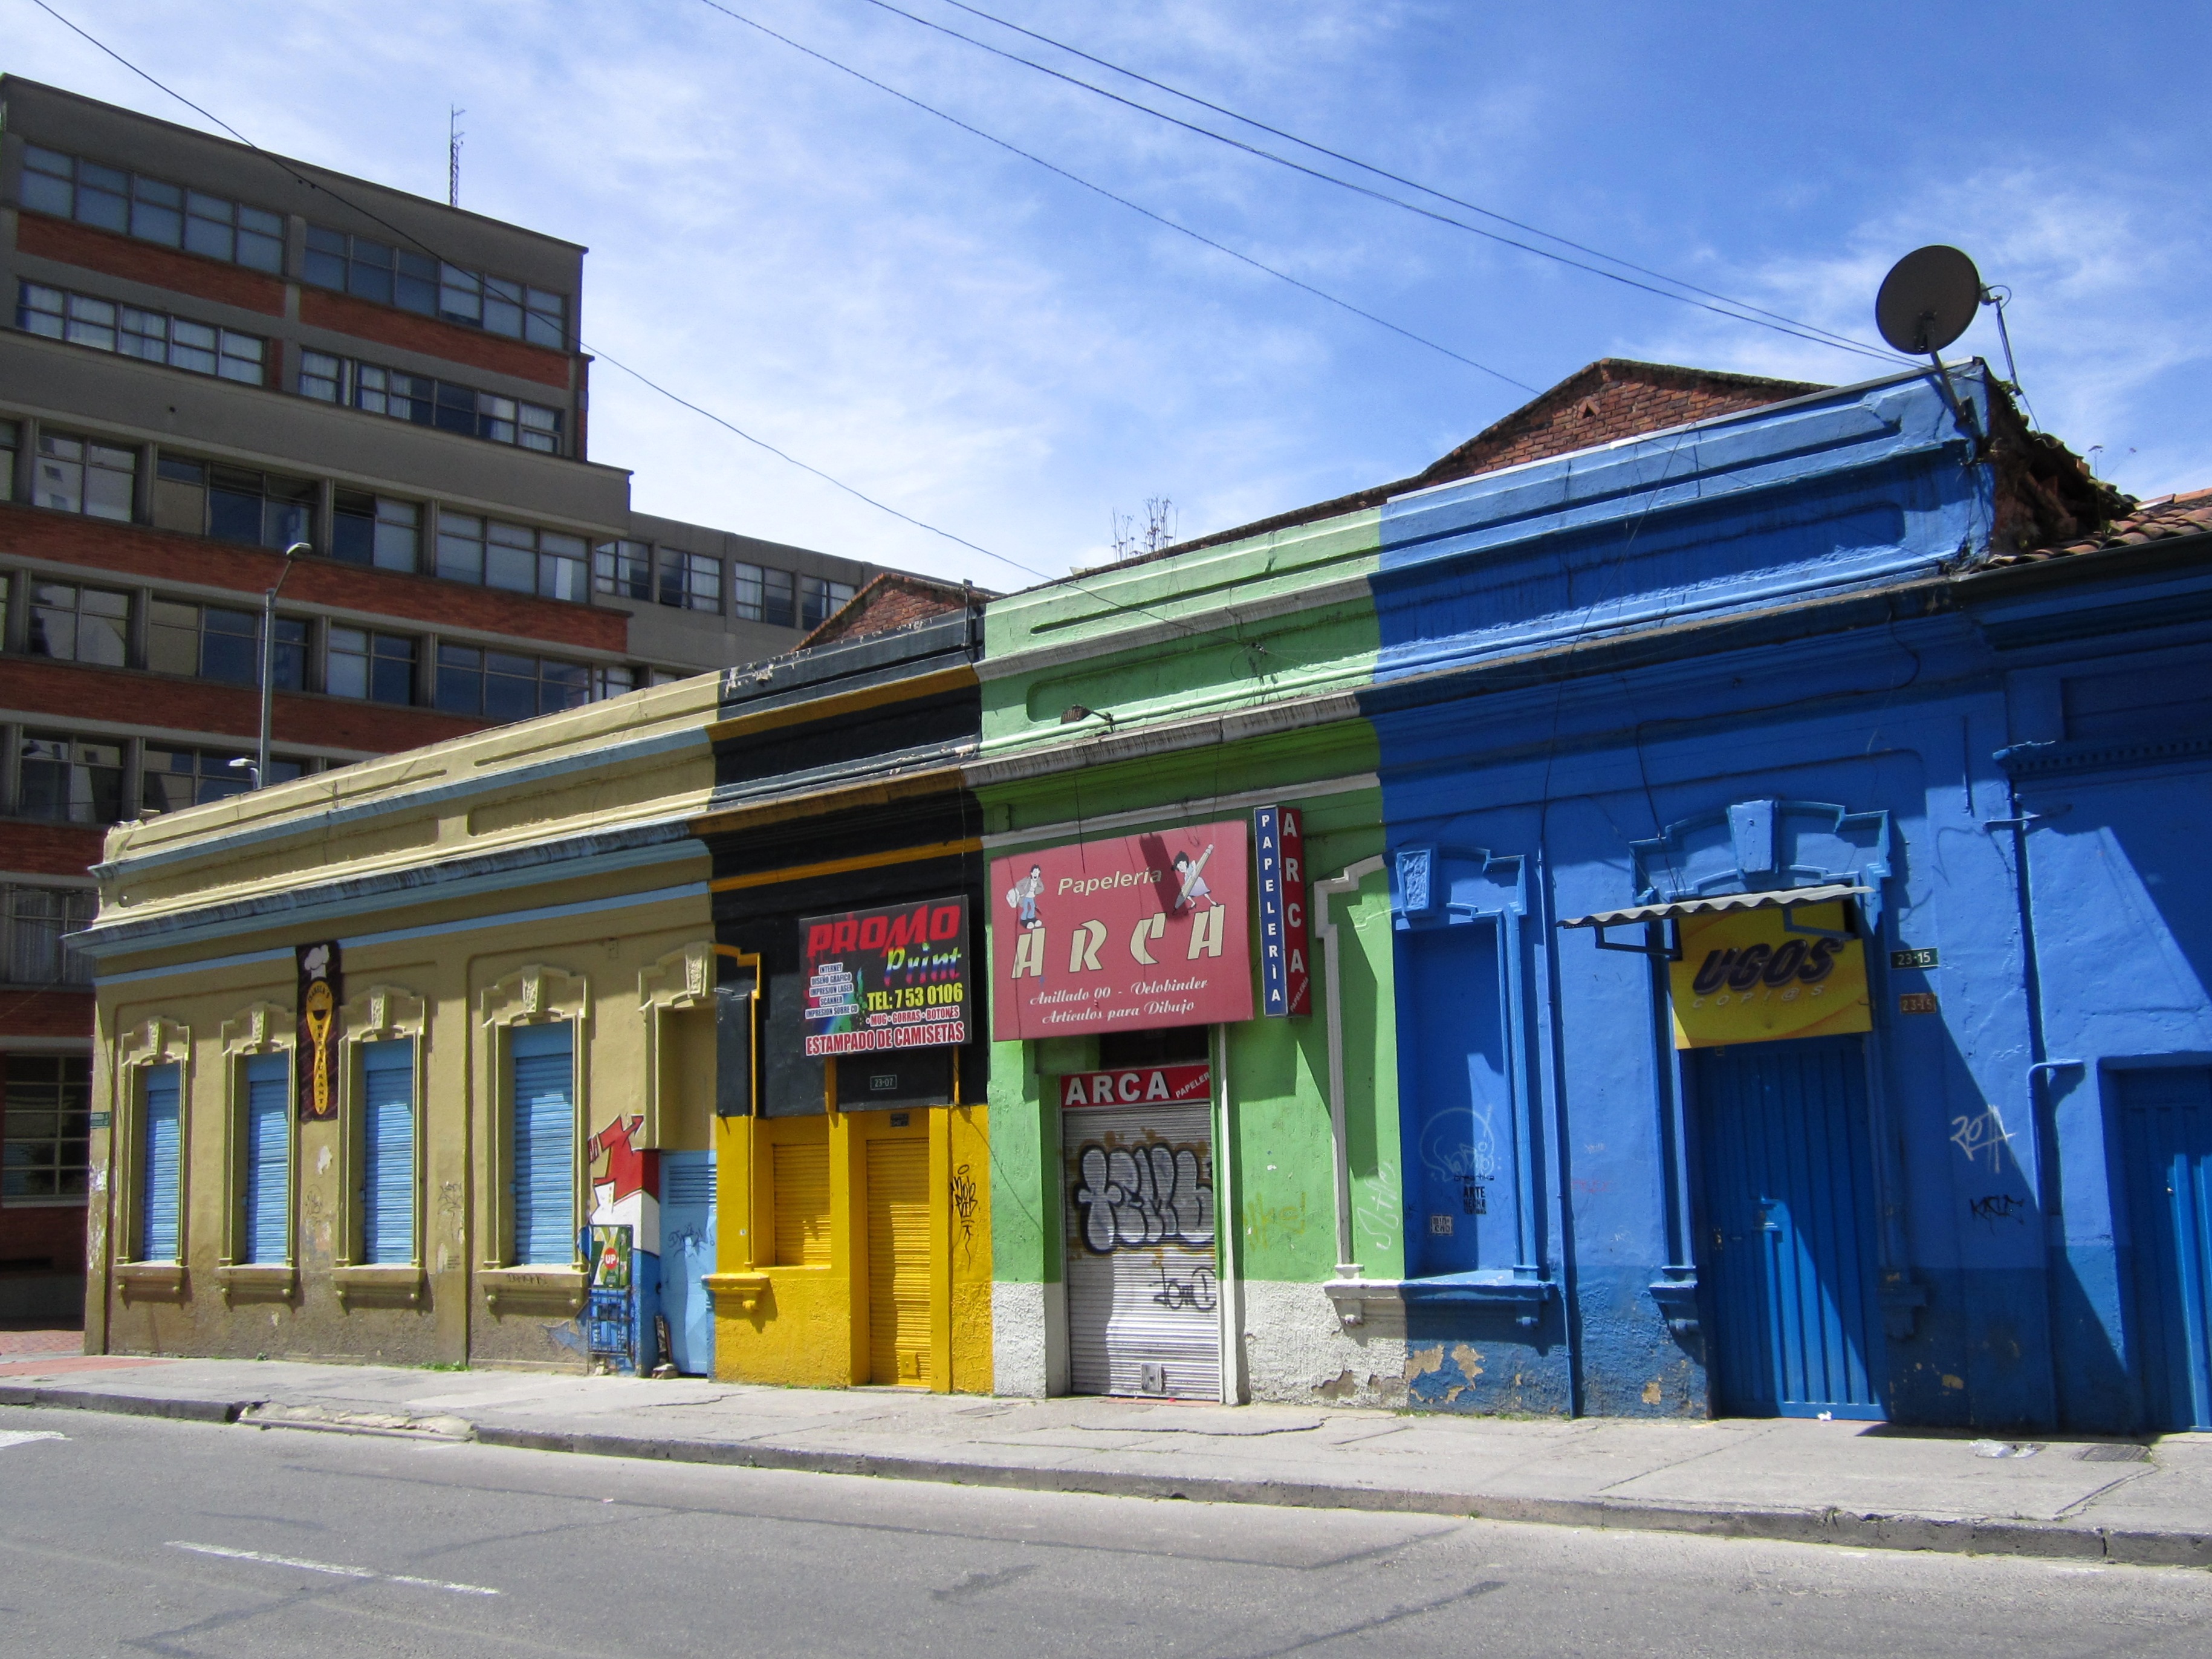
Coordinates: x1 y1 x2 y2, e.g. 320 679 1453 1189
1355 365 2212 1430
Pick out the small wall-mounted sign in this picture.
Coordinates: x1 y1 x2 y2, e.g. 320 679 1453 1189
1899 992 1940 1014
88 1111 111 1130
1890 947 1940 970
888 1112 910 1128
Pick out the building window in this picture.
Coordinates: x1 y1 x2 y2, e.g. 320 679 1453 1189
327 628 417 706
2 1055 94 1203
731 563 798 628
27 582 130 667
435 513 587 600
435 644 591 722
332 492 421 572
0 420 17 502
33 433 135 521
141 748 303 814
299 352 563 454
659 548 722 613
150 457 314 549
800 576 857 631
137 1062 183 1260
149 600 305 688
592 540 652 602
18 282 266 385
19 733 124 823
1 886 96 987
360 1037 417 1264
591 665 637 701
509 1023 575 1265
19 146 283 273
304 226 567 348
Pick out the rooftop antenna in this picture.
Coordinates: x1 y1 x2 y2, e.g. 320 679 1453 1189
448 106 465 209
1876 245 1983 444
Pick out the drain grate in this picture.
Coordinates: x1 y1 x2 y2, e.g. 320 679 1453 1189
2077 1441 2151 1463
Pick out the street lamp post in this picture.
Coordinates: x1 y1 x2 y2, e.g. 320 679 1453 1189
255 541 311 789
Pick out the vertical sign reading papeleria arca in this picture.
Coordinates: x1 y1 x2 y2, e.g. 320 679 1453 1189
1253 805 1311 1018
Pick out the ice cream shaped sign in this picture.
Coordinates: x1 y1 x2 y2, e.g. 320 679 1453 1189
990 820 1252 1041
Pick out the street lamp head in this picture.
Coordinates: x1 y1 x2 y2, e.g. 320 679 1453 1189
282 541 311 559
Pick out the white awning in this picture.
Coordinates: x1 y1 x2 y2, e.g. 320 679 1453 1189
1559 882 1871 930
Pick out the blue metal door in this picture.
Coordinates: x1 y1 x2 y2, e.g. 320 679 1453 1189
660 1149 716 1375
2116 1067 2212 1431
509 1024 574 1266
1695 1034 1885 1418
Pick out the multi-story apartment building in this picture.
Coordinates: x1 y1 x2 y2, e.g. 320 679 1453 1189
0 76 886 1319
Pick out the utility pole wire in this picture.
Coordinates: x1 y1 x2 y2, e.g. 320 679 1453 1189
690 0 1536 391
919 0 1912 366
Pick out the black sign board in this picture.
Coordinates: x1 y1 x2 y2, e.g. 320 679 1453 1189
800 897 970 1057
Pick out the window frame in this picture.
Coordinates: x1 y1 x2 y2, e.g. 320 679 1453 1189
20 146 282 273
336 984 429 1273
0 1053 94 1206
219 1005 297 1274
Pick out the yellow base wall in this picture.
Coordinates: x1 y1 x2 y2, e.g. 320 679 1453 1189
710 1103 991 1392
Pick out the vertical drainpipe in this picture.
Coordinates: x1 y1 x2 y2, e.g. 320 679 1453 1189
1314 857 1384 1280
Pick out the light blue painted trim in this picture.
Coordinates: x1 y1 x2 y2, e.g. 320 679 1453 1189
77 823 702 959
99 945 294 987
106 724 712 879
95 881 711 986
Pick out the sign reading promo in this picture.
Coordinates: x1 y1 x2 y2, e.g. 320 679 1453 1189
800 897 971 1056
1669 900 1871 1048
1253 805 1311 1018
991 821 1251 1041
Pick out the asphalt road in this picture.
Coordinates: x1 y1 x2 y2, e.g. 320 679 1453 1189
1 1406 2207 1658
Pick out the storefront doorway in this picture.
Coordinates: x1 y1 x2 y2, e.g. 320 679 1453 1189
1695 1034 1886 1418
2115 1066 2212 1431
866 1131 932 1386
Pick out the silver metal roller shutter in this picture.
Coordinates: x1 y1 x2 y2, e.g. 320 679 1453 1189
1065 1100 1220 1400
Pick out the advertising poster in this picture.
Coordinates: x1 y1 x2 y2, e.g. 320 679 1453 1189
991 820 1251 1042
1669 900 1871 1048
800 897 971 1056
295 941 340 1122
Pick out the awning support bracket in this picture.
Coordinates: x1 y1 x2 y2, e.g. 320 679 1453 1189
1591 918 1681 962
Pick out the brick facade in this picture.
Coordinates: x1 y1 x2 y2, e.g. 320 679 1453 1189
0 820 108 878
0 505 629 651
299 290 574 389
16 212 287 316
0 990 94 1041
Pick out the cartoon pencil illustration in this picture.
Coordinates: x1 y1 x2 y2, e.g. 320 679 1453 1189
1173 843 1217 911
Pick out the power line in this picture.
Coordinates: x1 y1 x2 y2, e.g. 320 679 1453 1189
21 0 1238 625
869 0 1911 367
689 0 1534 391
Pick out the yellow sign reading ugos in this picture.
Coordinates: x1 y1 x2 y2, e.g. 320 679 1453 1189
1669 901 1870 1049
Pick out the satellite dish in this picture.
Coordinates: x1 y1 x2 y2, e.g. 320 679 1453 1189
1876 245 1982 355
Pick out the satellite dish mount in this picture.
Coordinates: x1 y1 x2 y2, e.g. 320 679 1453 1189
1876 245 1987 444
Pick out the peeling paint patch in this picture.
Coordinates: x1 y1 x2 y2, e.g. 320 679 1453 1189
1942 1373 1966 1390
1405 1345 1445 1381
1643 1378 1664 1405
316 1146 332 1174
1450 1342 1484 1379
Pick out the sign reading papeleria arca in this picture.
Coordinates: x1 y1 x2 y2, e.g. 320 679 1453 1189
990 820 1252 1042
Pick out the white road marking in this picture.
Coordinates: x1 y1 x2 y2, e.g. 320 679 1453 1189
0 1430 65 1449
166 1541 501 1596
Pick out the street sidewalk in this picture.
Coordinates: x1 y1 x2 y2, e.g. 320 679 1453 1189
4 1351 2207 1566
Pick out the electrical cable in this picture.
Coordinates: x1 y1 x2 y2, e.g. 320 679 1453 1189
20 0 1247 632
688 0 1535 391
854 0 1912 367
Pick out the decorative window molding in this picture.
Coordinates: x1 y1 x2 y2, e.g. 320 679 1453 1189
477 965 589 1273
1390 842 1526 930
218 1002 294 1280
1632 798 1892 917
334 984 427 1283
113 1016 192 1274
637 944 713 1148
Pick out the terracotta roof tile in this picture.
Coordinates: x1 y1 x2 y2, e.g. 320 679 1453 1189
1983 486 2212 568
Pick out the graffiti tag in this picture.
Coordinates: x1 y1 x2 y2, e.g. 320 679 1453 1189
1150 1261 1218 1313
1970 1193 2027 1226
1950 1106 2014 1172
1074 1141 1216 1253
950 1163 979 1242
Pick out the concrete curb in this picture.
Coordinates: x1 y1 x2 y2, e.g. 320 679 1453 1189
10 1384 2208 1568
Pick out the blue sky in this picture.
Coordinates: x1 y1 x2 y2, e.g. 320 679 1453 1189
11 1 2208 586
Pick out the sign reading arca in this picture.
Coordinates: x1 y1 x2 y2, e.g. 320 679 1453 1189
991 820 1251 1042
800 897 971 1056
1057 1063 1213 1110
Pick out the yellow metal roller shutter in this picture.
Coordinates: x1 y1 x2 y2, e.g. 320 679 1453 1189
772 1143 831 1267
866 1138 932 1386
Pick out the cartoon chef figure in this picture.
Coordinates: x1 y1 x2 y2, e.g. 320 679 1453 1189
1172 843 1218 912
1006 863 1045 930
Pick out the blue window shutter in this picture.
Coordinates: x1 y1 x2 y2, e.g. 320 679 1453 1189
509 1024 574 1265
242 1053 290 1264
360 1039 416 1265
140 1063 181 1261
